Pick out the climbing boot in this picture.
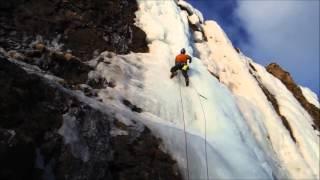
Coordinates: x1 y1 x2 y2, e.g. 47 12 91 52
170 72 177 79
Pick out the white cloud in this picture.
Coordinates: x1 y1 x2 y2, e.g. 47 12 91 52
236 0 319 93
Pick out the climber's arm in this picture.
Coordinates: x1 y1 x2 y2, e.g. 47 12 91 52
188 55 192 63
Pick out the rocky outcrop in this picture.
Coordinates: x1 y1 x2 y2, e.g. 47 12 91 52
248 66 296 143
0 0 148 61
4 44 94 85
110 120 181 180
266 63 320 130
0 56 181 180
0 1 181 179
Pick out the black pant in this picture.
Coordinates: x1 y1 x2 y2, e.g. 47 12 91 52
170 63 189 82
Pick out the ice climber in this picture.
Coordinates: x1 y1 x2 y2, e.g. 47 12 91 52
170 48 192 86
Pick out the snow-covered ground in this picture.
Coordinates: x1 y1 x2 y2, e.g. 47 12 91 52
86 0 319 179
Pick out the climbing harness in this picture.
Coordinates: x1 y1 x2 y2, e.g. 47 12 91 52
182 64 189 71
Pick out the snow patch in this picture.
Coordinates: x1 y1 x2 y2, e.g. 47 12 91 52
58 113 90 162
252 62 320 178
193 31 204 42
178 0 204 23
197 18 318 179
110 128 128 136
300 86 320 108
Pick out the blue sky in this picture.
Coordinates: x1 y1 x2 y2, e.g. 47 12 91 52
188 0 320 96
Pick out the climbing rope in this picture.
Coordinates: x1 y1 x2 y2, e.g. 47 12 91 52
178 75 190 180
193 86 209 180
168 56 191 180
169 57 209 180
178 76 210 180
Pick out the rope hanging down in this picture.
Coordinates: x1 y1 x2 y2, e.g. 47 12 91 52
178 75 190 180
178 75 210 180
194 86 209 180
168 55 191 180
169 56 209 180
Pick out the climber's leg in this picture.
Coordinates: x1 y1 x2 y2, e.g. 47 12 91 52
170 63 181 79
182 69 189 86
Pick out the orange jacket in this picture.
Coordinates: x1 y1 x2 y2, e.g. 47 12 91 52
175 54 191 64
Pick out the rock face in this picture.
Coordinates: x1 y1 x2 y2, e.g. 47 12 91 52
0 56 182 180
0 0 148 60
0 56 111 180
266 63 320 130
248 66 296 142
23 45 94 85
0 0 180 179
110 121 181 180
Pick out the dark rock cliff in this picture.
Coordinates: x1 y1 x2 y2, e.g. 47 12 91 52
0 55 181 180
0 0 148 60
0 0 181 179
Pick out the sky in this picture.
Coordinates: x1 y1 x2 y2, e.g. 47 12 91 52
187 0 320 96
